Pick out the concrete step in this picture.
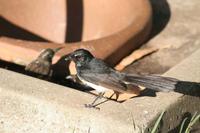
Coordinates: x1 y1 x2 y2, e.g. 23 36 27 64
0 48 200 133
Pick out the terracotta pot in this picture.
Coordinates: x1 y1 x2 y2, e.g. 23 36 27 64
0 0 152 72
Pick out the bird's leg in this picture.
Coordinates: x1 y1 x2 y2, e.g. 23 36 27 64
85 92 105 109
91 92 105 105
48 69 53 78
46 69 53 81
109 91 120 101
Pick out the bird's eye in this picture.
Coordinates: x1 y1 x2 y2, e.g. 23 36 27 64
76 56 84 61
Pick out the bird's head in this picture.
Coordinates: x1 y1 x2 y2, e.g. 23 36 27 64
38 47 62 61
65 49 94 66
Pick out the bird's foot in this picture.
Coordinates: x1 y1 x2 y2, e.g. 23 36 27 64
84 104 100 110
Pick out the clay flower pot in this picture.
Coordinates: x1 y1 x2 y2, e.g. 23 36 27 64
0 0 152 73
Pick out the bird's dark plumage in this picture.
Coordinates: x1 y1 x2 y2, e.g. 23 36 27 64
65 49 179 108
25 47 62 75
65 49 178 93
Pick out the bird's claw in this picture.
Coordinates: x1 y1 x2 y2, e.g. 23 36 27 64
84 104 100 110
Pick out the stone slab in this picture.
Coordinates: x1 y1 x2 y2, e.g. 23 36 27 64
0 48 199 133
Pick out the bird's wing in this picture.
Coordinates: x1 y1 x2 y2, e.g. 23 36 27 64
25 59 51 75
80 72 128 93
123 73 178 92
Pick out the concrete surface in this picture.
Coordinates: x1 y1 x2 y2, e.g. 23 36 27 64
0 0 200 132
0 50 200 133
124 0 200 74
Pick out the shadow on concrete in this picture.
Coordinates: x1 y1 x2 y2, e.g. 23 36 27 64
146 99 200 132
0 59 47 79
148 0 171 39
146 112 194 133
0 60 25 74
168 112 192 133
0 58 92 92
0 16 48 42
169 112 200 133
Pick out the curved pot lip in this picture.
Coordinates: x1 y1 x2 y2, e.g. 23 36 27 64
0 0 151 44
65 0 152 45
0 0 152 44
0 0 152 67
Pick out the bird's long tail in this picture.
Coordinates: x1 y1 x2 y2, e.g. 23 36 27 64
123 74 178 92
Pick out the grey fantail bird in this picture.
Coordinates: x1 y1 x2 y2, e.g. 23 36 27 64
65 49 179 108
25 47 62 76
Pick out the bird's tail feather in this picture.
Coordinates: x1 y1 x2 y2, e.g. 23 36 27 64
123 74 178 92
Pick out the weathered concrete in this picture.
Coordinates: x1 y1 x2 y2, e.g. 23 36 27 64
124 0 200 74
0 0 200 132
145 48 200 132
0 49 200 133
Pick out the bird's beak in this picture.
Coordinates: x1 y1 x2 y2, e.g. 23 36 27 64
65 53 73 61
53 47 63 53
